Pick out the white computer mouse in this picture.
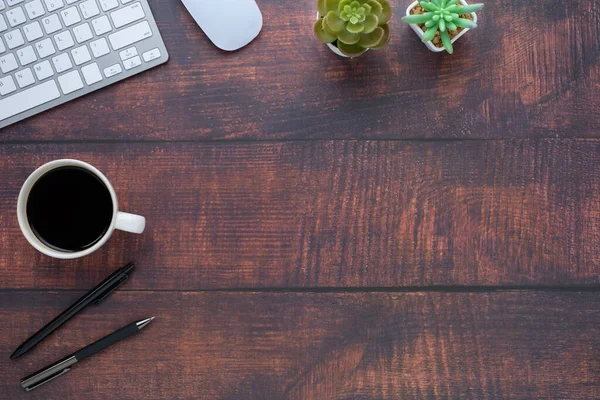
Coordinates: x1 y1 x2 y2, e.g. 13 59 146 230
181 0 263 51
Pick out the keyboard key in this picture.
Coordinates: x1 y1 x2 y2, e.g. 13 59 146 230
0 0 5 10
7 7 27 27
0 75 17 95
17 44 36 65
0 38 5 53
23 21 43 41
70 44 90 64
25 0 45 19
123 54 139 70
91 14 110 35
44 0 64 11
15 67 35 87
110 2 144 28
0 15 7 32
35 37 55 57
79 0 99 19
73 22 92 42
0 53 18 74
57 69 83 94
51 52 71 72
42 14 62 34
0 79 60 121
99 0 117 11
103 62 120 77
81 61 101 84
7 0 25 5
33 59 53 79
118 45 136 60
0 52 17 72
60 6 80 26
108 20 151 50
89 36 108 57
141 47 159 62
4 29 24 49
54 30 74 50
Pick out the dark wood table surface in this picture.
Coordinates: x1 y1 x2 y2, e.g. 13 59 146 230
1 0 600 398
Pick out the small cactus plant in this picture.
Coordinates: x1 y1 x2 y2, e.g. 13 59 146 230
314 0 392 57
402 0 484 54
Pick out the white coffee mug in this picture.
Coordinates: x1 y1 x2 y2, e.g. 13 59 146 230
17 159 146 259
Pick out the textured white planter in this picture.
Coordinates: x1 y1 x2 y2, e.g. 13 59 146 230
327 42 350 57
316 13 368 58
406 0 478 52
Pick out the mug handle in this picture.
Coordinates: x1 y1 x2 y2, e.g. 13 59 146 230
115 212 146 234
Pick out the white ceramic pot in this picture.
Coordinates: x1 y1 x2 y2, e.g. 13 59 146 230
316 13 368 58
327 42 350 58
406 0 478 53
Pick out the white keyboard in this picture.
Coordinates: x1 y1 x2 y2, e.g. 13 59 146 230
0 0 168 129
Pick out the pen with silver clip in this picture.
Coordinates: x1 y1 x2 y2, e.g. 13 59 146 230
20 317 154 392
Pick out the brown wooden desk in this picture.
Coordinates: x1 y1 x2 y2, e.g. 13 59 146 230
1 0 599 398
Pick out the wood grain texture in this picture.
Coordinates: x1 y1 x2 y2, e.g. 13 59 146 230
1 291 599 399
0 1 597 398
1 0 599 141
1 140 598 290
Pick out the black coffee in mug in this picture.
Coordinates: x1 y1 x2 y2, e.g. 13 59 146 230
26 166 114 252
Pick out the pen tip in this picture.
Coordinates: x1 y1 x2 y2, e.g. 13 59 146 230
10 347 23 360
136 317 155 330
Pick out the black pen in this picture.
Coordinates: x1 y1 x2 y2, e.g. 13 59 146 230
20 317 154 391
10 262 135 360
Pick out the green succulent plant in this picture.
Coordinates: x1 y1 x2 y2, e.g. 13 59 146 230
314 0 392 57
402 0 484 54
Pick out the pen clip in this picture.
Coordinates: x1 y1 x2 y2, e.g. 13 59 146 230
24 368 71 392
93 275 129 305
21 356 77 392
